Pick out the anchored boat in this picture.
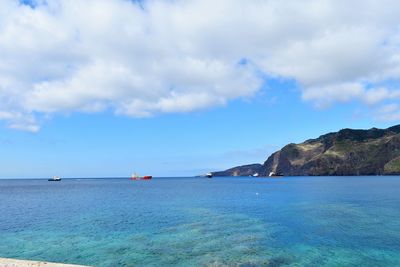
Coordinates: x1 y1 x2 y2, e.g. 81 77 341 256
131 173 152 180
269 171 283 178
48 176 61 181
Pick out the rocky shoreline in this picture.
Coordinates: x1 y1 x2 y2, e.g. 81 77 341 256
0 258 89 267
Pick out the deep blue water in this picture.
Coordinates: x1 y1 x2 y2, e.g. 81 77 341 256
1 176 400 266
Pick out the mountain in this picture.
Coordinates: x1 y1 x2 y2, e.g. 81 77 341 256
213 125 400 176
212 164 263 177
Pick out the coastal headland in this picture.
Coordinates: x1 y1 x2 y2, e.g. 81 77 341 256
213 125 400 176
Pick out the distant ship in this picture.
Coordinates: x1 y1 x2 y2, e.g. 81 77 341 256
206 172 213 178
131 173 152 180
48 176 61 181
252 173 259 177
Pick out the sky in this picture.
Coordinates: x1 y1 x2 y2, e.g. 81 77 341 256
1 0 400 178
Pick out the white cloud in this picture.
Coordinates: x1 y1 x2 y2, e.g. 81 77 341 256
363 87 400 105
303 83 400 108
374 104 400 121
0 110 39 132
1 0 400 130
302 82 365 108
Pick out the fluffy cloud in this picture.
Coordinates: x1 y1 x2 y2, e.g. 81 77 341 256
1 0 400 131
374 103 400 122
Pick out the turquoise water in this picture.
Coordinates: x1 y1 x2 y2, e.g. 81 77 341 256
1 176 400 266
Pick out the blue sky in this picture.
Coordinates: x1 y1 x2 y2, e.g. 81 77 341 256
0 78 394 178
1 0 400 178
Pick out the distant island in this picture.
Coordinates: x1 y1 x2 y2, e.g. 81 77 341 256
213 125 400 176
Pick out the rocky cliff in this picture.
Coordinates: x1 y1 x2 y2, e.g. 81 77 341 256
213 125 400 176
212 164 263 177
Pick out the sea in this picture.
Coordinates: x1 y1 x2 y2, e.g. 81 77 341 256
0 176 400 266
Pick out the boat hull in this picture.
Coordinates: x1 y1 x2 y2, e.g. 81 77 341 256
131 175 152 180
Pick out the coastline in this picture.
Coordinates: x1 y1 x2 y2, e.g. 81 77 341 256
0 258 89 267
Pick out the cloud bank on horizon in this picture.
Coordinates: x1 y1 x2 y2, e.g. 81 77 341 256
1 0 400 131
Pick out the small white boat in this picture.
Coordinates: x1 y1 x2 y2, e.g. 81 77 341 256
269 171 283 177
252 173 259 177
206 172 213 178
48 176 61 181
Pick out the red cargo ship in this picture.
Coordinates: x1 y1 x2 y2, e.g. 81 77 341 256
131 173 152 180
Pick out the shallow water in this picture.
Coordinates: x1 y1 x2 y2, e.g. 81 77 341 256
1 176 400 266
